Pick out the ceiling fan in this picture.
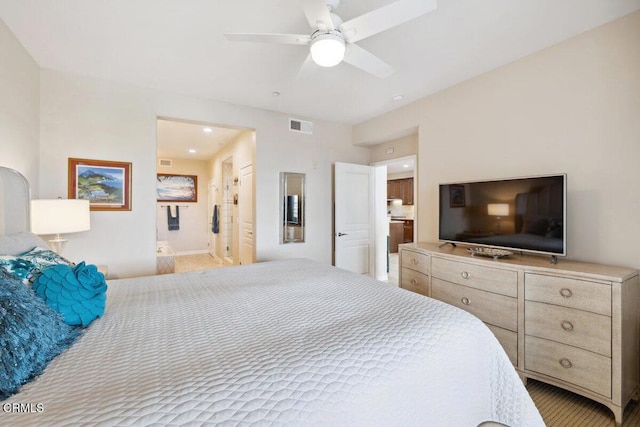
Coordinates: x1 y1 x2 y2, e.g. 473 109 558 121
224 0 437 78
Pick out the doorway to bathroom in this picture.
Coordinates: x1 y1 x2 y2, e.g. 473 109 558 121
156 117 255 273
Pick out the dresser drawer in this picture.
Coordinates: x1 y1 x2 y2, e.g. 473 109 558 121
487 324 517 366
400 268 429 296
432 257 517 297
525 274 611 316
401 249 430 274
432 278 517 331
525 301 611 357
525 335 611 397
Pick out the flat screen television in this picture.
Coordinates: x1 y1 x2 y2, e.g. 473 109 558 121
439 174 566 257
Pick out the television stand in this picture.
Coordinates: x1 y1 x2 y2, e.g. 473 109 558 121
550 255 558 265
398 241 640 427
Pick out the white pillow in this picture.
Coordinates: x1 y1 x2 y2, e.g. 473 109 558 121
0 232 50 256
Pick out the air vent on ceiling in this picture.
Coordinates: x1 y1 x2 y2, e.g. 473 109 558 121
158 159 173 167
289 118 313 135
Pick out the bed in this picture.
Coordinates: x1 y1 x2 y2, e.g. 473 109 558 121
0 166 544 426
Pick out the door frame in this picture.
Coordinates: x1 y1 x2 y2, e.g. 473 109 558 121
371 154 418 243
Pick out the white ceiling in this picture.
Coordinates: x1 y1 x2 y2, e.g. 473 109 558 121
157 119 245 161
2 0 639 127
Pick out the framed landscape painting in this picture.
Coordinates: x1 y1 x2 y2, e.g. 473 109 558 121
157 174 198 202
68 158 132 211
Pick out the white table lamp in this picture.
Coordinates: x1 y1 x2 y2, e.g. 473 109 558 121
30 199 90 254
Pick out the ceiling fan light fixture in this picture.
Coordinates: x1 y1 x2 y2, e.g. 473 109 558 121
310 32 345 67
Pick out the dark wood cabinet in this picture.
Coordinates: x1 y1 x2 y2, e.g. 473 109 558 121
402 178 414 205
402 220 414 243
389 222 403 253
387 178 414 205
387 180 403 200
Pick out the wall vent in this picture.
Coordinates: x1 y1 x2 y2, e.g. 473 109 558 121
289 118 313 135
158 159 173 167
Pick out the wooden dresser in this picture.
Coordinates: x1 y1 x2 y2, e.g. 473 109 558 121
399 242 639 427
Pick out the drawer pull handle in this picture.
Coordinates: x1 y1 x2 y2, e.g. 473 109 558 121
461 297 471 305
561 320 574 331
410 279 418 286
559 288 573 298
461 271 471 279
411 258 418 265
559 358 573 369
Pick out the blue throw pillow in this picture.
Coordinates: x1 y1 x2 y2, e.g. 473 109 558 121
0 246 73 285
0 267 80 400
32 262 107 327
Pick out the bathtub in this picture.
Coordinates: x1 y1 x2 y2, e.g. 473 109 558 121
156 240 175 274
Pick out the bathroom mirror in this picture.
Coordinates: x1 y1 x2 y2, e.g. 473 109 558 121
280 172 305 244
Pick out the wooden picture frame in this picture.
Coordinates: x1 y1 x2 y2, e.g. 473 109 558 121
449 184 465 208
68 158 132 211
157 174 198 202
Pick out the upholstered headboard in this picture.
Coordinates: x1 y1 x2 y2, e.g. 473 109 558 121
0 166 31 236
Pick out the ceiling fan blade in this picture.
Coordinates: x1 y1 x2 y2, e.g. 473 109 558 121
296 54 320 81
340 0 437 43
343 43 394 79
300 0 335 31
224 33 311 46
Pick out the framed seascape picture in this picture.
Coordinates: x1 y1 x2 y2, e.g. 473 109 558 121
449 184 465 208
157 174 198 202
68 158 132 211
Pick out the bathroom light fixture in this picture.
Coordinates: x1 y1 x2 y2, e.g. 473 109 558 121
310 32 345 67
203 127 213 133
30 199 90 254
189 149 196 154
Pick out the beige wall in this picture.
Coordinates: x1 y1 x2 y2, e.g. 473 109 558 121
157 158 211 254
354 11 640 269
369 134 418 164
33 68 368 278
0 19 40 192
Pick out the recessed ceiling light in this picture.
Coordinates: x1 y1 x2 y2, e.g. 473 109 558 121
392 95 404 102
189 149 196 154
272 91 280 97
403 164 409 168
203 127 213 133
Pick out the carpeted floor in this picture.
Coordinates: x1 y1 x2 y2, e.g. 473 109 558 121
527 379 640 426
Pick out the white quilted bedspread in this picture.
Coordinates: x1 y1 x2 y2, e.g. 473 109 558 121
5 259 544 426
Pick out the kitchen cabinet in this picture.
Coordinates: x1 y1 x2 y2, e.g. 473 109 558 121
387 178 414 205
402 220 413 243
389 221 403 253
402 178 414 205
387 180 403 200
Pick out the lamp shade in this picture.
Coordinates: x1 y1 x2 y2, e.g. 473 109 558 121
487 203 509 217
310 33 345 67
30 199 90 235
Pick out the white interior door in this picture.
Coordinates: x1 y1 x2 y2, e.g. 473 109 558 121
334 162 375 275
239 164 254 265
